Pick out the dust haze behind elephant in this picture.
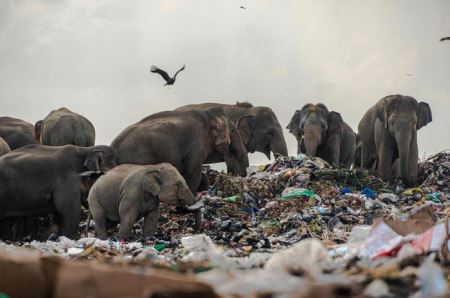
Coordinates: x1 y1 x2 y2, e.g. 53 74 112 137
37 107 95 146
358 95 432 186
0 117 38 149
177 102 288 160
176 104 249 176
0 144 116 240
287 103 356 168
111 108 235 193
88 163 199 240
0 137 10 156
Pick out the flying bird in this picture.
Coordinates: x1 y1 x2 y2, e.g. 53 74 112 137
440 37 450 42
240 6 246 9
150 65 185 86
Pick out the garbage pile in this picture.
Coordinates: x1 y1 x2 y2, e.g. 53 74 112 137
0 153 449 297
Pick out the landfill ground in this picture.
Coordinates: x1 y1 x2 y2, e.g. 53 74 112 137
1 152 450 297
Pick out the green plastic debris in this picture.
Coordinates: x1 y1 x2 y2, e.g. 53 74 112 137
225 195 239 203
153 243 166 251
259 220 280 228
425 193 442 204
282 189 316 199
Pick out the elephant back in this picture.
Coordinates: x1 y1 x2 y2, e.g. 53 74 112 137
40 108 95 147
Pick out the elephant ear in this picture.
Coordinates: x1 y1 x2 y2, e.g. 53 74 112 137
236 114 254 145
375 98 388 129
143 172 161 196
417 102 432 130
210 116 230 145
84 150 104 172
327 111 345 136
286 110 301 137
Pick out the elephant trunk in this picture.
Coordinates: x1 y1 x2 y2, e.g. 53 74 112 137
179 189 197 206
270 132 288 157
303 125 322 157
396 128 417 186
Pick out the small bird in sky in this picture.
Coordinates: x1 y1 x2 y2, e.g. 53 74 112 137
240 6 246 10
440 37 450 42
150 65 185 86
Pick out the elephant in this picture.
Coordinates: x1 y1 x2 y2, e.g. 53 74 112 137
175 105 249 176
0 137 10 156
178 102 288 160
358 95 432 186
88 163 200 240
0 144 116 240
111 108 236 193
287 103 356 168
36 107 95 146
0 117 38 149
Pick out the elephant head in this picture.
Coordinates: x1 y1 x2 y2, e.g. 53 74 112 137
142 163 201 229
375 95 432 186
287 103 345 158
82 145 117 173
235 105 288 159
143 163 197 207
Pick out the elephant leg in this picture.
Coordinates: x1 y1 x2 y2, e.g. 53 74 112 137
53 186 81 239
142 208 159 239
360 143 374 171
90 203 108 240
183 165 202 194
378 143 394 182
118 208 139 240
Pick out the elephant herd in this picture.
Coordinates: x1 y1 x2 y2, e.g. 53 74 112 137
0 94 432 241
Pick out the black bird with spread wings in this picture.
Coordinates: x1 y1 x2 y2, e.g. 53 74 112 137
150 65 185 86
440 37 450 42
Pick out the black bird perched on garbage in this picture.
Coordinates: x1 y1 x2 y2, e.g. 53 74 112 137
440 37 450 42
150 65 185 86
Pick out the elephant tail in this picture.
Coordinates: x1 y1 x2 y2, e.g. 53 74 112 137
85 211 92 237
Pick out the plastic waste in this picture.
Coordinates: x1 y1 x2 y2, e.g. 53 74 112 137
281 187 315 199
361 187 376 198
265 238 331 275
378 193 399 203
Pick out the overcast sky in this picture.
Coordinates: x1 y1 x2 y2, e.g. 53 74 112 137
0 0 449 166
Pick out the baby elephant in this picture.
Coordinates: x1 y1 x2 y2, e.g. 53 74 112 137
88 163 200 240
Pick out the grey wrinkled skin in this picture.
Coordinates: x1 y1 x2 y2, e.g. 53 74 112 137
178 102 288 160
176 105 249 176
287 103 356 168
0 117 38 150
88 163 199 240
0 144 117 240
36 107 95 146
358 95 432 186
111 108 236 193
0 137 10 157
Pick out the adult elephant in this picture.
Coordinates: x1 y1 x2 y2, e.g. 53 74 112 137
0 117 38 149
36 107 95 146
178 102 288 160
111 108 236 193
287 103 356 168
0 137 10 156
0 144 116 240
358 95 432 186
176 105 249 176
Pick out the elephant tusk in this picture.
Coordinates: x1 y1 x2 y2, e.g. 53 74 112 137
79 170 105 177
